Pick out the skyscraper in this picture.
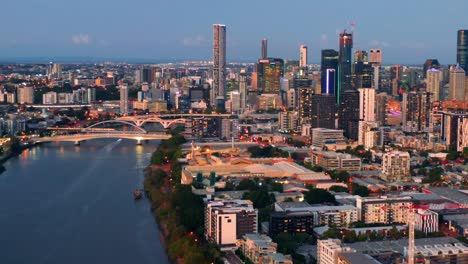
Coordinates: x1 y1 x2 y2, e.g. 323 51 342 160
321 49 339 95
449 64 466 100
402 91 433 133
338 31 353 101
338 90 360 140
423 59 441 78
358 88 375 121
311 94 336 129
262 38 268 59
119 85 129 114
426 68 443 101
299 45 308 67
457 30 468 76
239 69 247 110
369 49 382 64
353 61 373 89
213 24 227 105
257 58 284 94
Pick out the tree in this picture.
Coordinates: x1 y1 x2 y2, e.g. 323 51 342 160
329 185 349 193
237 179 258 191
304 188 336 204
352 184 370 197
446 151 459 161
388 226 402 240
243 189 272 209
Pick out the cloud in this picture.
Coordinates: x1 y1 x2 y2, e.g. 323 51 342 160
182 34 206 47
72 34 90 45
369 40 390 48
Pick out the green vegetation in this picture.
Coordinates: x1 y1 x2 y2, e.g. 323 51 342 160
273 233 314 263
422 167 444 184
352 184 370 197
144 132 223 263
247 145 289 158
304 186 336 204
327 170 350 183
329 185 349 193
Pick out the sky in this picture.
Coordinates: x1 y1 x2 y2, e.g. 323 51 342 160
1 0 468 64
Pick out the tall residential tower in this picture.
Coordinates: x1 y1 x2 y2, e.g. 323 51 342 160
457 30 468 76
338 31 353 102
213 24 227 105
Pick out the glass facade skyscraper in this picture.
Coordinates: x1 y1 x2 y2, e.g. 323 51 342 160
339 31 353 102
457 30 468 76
321 49 339 95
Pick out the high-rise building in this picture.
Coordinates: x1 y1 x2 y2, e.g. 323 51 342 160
382 151 411 182
297 86 314 125
299 44 308 67
369 49 382 64
141 67 156 83
390 65 402 96
205 199 258 249
321 49 339 95
257 58 284 94
423 59 441 78
119 85 129 114
358 121 378 149
213 24 227 104
261 38 268 59
17 87 34 104
353 61 373 89
311 94 336 129
426 68 443 101
239 70 247 111
457 30 468 76
358 88 375 121
402 91 433 133
354 50 368 63
339 31 353 100
449 64 466 100
441 112 468 151
338 90 360 140
375 92 388 125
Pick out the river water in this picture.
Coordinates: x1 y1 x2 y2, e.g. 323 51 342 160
0 139 169 264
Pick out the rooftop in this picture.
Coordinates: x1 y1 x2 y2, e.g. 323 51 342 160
425 187 468 205
338 252 382 264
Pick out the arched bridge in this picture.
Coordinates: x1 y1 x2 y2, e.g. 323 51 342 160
40 120 171 144
33 133 171 145
116 113 233 129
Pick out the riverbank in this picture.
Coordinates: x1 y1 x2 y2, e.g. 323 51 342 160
143 133 223 264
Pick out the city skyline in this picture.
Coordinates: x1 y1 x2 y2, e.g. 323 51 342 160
1 0 468 64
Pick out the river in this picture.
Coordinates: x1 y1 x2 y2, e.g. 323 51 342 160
0 139 169 264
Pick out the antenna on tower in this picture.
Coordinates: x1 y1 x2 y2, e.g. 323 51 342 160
347 21 356 33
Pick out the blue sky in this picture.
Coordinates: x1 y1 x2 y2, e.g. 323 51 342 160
2 0 468 64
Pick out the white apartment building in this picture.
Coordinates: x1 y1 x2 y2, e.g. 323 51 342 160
205 199 258 250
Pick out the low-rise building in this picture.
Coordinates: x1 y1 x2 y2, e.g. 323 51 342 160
274 202 358 227
308 150 361 171
269 211 314 236
311 128 346 148
405 243 468 263
414 209 439 233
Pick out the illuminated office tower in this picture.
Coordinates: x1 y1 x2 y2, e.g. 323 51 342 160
338 31 353 101
426 68 443 101
262 38 268 59
299 44 308 67
449 64 466 100
457 30 468 76
119 85 129 114
257 58 284 94
321 49 339 95
212 24 227 104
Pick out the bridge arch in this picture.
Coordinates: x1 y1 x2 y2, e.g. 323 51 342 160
85 120 147 133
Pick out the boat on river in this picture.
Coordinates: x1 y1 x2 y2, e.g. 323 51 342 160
133 189 142 200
